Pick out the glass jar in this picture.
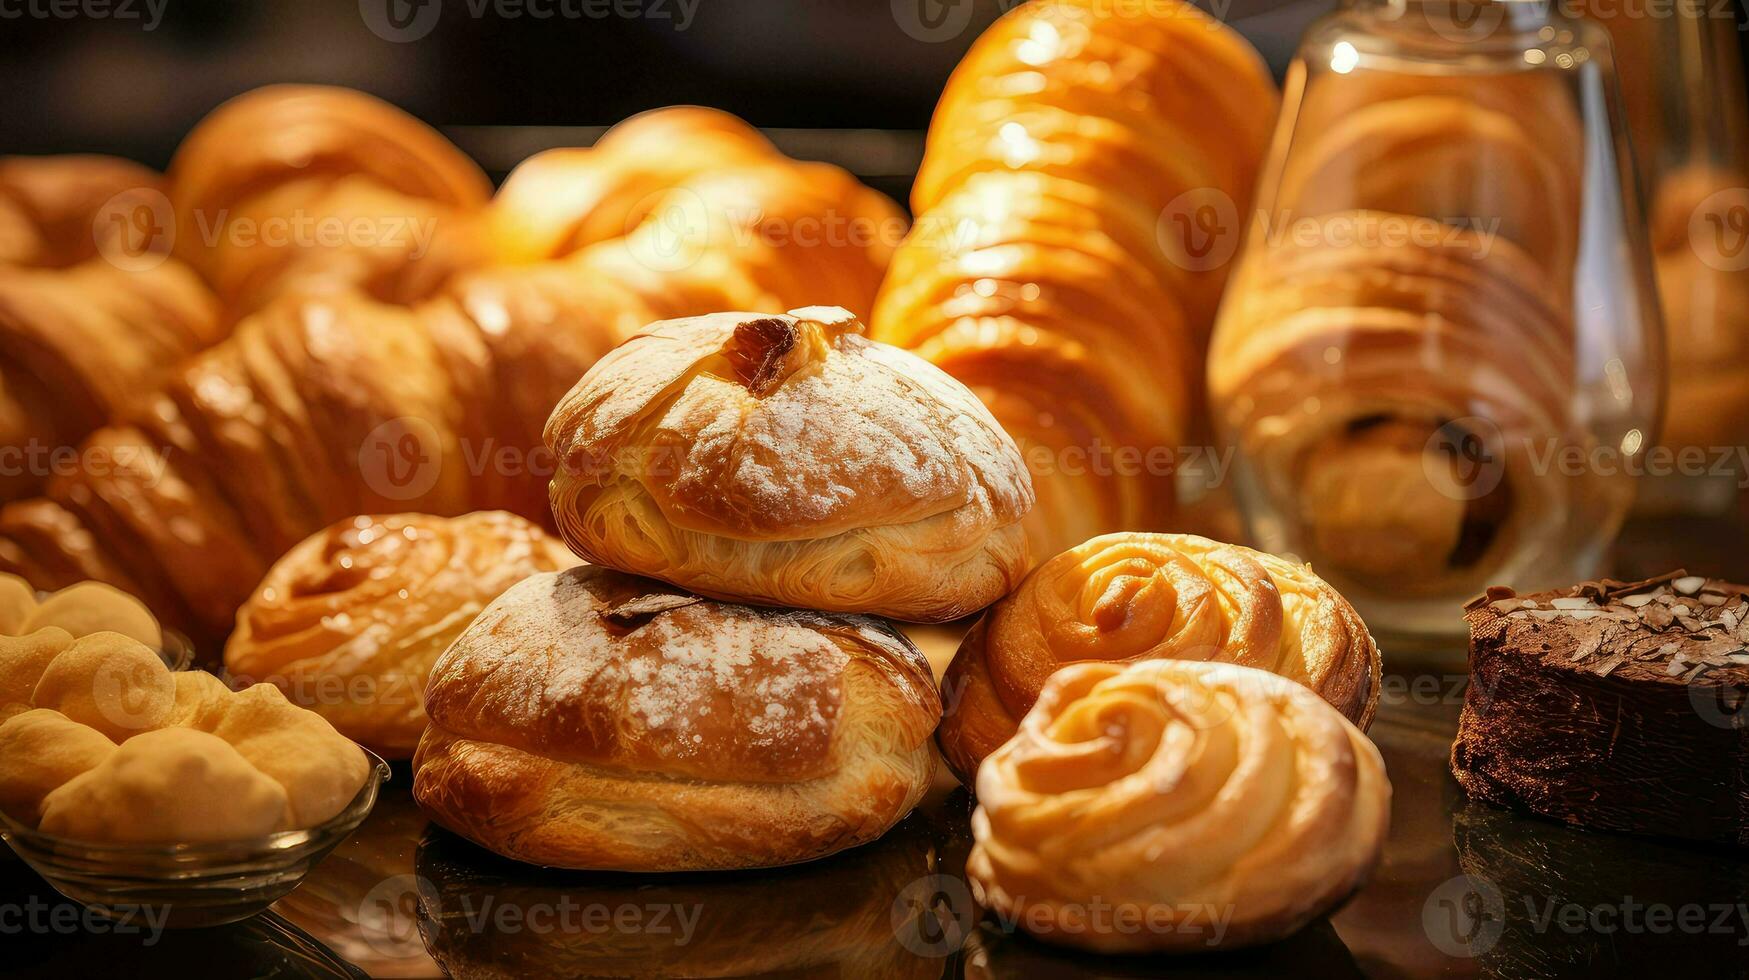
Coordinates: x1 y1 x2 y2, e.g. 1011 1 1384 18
1208 0 1664 649
1573 0 1749 514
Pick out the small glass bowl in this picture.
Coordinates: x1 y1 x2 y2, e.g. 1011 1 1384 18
0 752 390 928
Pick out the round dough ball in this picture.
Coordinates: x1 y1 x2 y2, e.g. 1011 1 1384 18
0 708 115 824
0 573 36 634
22 582 162 649
187 684 369 828
38 727 290 843
31 632 176 741
0 627 73 720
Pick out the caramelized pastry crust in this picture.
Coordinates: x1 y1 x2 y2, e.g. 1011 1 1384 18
225 512 578 757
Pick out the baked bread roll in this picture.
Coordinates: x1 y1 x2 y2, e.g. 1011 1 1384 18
15 579 162 648
413 564 940 870
968 659 1391 953
871 0 1277 560
0 627 72 719
0 708 115 823
546 306 1032 622
937 532 1379 783
31 631 177 742
225 511 578 757
38 726 291 843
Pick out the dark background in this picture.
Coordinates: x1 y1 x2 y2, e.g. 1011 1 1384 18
0 0 1338 190
0 0 1745 194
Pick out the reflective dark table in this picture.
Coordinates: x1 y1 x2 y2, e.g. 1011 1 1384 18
6 514 1749 979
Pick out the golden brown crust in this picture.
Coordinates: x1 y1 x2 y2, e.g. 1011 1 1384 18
937 532 1380 783
224 512 578 758
0 95 910 645
967 660 1390 953
546 307 1033 622
413 565 941 870
872 0 1277 560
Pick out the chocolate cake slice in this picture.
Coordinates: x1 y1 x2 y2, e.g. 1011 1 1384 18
1452 571 1749 846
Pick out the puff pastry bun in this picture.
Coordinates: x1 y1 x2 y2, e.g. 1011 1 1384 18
937 532 1379 782
412 564 941 871
225 512 579 758
968 659 1390 953
545 306 1033 622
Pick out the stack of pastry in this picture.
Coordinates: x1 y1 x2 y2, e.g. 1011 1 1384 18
0 87 903 645
1208 69 1599 602
412 306 1030 871
871 0 1278 560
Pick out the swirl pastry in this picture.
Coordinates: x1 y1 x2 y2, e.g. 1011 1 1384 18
871 0 1277 560
546 306 1033 622
225 512 578 758
412 564 940 871
968 659 1391 953
937 532 1379 782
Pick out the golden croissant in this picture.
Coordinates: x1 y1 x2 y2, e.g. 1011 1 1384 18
937 531 1379 783
0 90 902 644
0 157 224 503
167 85 496 316
871 0 1277 560
968 659 1391 953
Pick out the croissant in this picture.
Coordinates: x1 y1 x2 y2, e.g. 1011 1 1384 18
936 531 1379 783
167 85 495 315
967 659 1391 953
871 0 1277 560
0 97 903 645
1207 209 1616 602
0 157 225 502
